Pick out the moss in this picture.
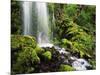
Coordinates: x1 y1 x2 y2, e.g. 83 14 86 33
11 35 36 49
11 35 41 73
12 47 40 73
89 59 96 69
31 50 40 64
17 47 32 63
34 46 45 55
59 64 74 71
42 51 52 60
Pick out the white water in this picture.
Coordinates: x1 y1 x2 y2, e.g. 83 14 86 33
55 47 92 70
22 2 32 35
36 2 53 47
72 58 91 70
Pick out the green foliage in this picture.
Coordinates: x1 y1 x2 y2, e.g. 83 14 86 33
64 4 78 19
75 6 96 34
12 47 40 73
34 46 45 55
63 4 96 34
11 35 40 73
59 64 74 71
62 39 68 44
62 21 94 57
11 35 36 49
53 4 95 57
61 38 72 48
42 51 52 60
11 0 22 34
89 59 96 69
53 11 95 57
67 22 94 57
31 49 40 63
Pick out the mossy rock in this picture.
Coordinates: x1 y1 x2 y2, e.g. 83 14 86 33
12 47 40 73
59 64 74 71
31 50 40 64
42 51 52 60
34 46 45 55
11 35 36 49
11 35 42 73
17 47 40 64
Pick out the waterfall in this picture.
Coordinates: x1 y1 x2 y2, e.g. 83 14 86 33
22 2 32 35
36 2 53 47
22 2 53 47
21 2 92 71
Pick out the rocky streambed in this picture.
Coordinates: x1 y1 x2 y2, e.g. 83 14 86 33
41 45 93 71
11 35 95 74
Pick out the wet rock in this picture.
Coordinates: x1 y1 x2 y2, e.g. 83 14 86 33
63 59 69 64
72 58 91 71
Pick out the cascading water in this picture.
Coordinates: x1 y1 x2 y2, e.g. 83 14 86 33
22 2 32 35
35 2 53 47
22 2 53 47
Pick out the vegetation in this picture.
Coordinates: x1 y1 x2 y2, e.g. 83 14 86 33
11 0 96 74
49 4 95 59
59 64 74 71
42 51 52 60
11 0 22 34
